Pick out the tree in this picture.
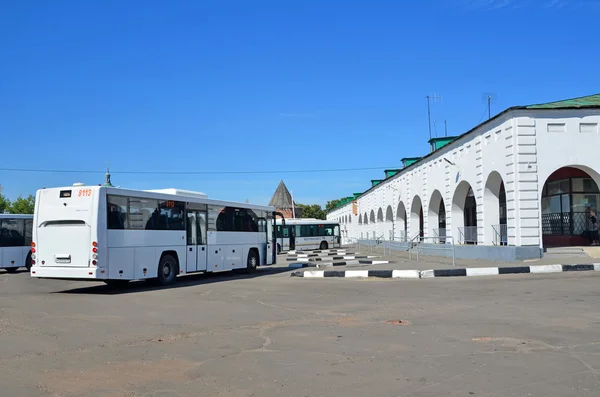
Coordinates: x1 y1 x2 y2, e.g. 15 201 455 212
325 199 341 213
10 195 35 214
296 204 326 220
0 195 10 213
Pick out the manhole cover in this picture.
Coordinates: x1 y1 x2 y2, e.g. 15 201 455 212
385 320 410 325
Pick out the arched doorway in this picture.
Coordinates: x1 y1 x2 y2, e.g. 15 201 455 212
452 181 478 244
484 171 507 245
396 202 407 241
370 210 376 239
385 205 394 240
410 196 424 240
428 190 446 243
541 166 600 247
377 208 384 238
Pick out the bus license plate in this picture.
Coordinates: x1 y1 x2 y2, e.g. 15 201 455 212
55 258 71 263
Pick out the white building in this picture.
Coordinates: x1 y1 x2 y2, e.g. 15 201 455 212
327 94 600 260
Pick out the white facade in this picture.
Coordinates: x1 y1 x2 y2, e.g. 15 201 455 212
328 106 600 249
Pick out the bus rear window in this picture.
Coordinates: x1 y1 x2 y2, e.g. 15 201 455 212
59 190 72 198
42 220 86 227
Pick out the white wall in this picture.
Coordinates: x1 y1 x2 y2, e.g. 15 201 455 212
329 108 600 248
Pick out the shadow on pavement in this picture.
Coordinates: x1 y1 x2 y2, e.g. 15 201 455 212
54 266 293 295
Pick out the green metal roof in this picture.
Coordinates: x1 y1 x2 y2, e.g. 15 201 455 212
524 93 600 109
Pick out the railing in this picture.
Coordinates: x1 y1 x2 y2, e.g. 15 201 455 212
458 226 478 244
433 228 447 244
394 230 407 242
542 212 588 236
407 233 422 258
492 224 508 246
409 235 456 266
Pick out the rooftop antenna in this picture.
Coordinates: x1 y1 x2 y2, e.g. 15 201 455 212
426 93 443 140
482 92 497 120
444 120 448 137
433 118 438 138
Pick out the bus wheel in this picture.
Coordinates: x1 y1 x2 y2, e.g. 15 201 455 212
246 250 258 273
5 267 19 273
319 241 328 250
25 252 32 271
157 254 178 286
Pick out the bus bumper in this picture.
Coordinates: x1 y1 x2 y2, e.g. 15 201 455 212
30 266 108 280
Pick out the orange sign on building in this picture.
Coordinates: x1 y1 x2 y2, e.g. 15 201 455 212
352 201 358 216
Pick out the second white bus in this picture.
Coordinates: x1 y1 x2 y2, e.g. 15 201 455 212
274 218 341 252
31 185 279 285
0 214 33 272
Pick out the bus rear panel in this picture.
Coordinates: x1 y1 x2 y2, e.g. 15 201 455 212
32 186 103 280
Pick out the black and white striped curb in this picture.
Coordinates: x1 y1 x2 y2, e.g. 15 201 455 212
287 249 348 255
420 264 600 278
291 264 600 279
291 269 421 278
289 259 390 269
286 255 377 262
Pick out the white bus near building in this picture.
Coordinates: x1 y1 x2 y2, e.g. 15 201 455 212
31 185 278 285
0 214 33 272
274 218 341 252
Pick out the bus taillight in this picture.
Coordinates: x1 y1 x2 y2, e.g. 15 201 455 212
31 242 36 248
92 242 98 262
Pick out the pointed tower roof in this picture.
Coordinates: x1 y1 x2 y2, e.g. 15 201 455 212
269 180 294 209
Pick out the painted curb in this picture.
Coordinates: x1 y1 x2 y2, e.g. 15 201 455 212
286 255 375 262
420 264 600 278
288 259 389 269
291 264 600 280
291 269 421 279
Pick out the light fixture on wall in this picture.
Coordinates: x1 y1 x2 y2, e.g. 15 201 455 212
443 158 458 167
444 158 461 183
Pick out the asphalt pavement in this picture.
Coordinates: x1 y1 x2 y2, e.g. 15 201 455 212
1 262 600 396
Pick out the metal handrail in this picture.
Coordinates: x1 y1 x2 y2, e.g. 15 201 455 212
407 233 421 259
458 226 478 244
492 224 508 246
410 235 456 266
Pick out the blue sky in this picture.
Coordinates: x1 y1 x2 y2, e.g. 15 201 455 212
1 0 598 206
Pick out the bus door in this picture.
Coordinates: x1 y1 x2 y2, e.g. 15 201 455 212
186 210 208 272
334 225 341 247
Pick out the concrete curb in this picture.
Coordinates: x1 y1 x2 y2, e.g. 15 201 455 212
291 264 600 280
291 269 421 279
286 255 376 262
288 250 348 255
289 259 390 269
420 264 600 278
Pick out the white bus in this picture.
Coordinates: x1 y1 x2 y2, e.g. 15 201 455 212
274 218 341 252
0 214 33 273
31 185 279 285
